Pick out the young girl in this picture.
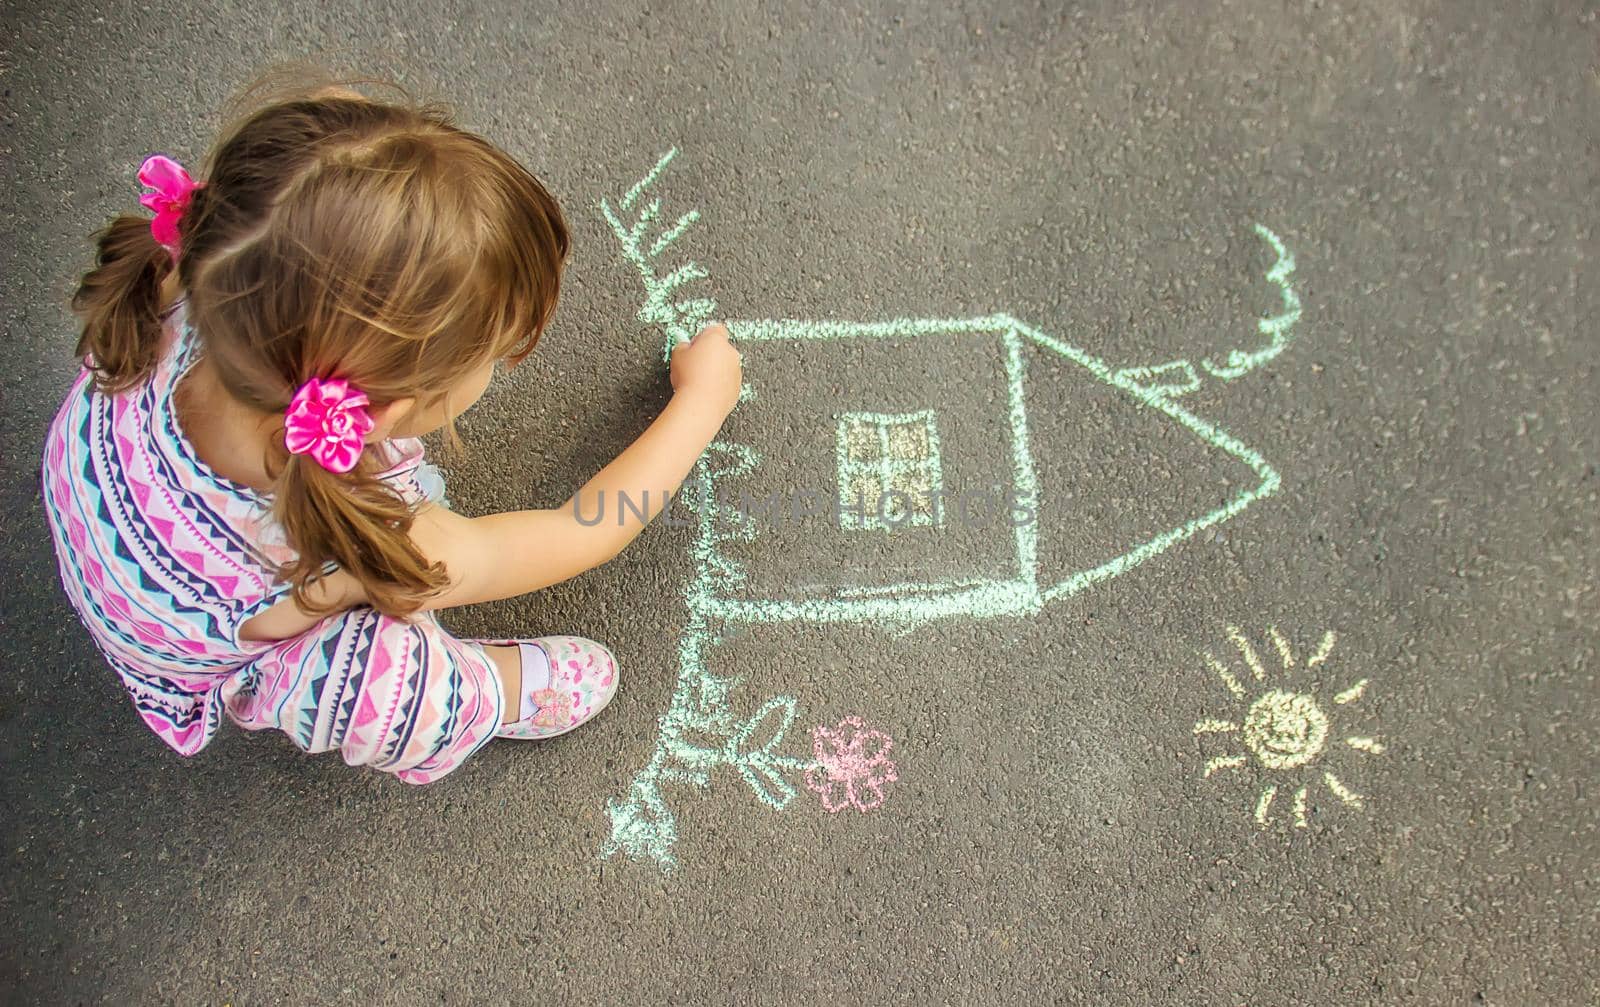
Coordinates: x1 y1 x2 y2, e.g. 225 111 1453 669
40 79 742 783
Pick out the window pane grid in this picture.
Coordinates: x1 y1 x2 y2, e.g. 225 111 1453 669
836 410 942 531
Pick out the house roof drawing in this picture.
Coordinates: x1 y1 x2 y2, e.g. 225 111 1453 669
703 314 1282 626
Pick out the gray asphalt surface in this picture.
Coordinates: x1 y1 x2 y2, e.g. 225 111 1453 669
3 1 1597 1003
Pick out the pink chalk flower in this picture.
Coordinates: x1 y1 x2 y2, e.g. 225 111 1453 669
529 687 575 729
137 154 199 255
805 715 899 813
283 378 375 474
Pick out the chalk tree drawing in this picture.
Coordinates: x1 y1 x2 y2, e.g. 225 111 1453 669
598 149 1305 868
1193 626 1385 830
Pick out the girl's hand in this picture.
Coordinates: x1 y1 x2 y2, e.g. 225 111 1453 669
670 323 742 415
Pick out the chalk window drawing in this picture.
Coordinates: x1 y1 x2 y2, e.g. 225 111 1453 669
1193 626 1386 832
835 410 944 530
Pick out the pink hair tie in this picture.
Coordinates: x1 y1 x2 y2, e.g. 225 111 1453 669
137 154 199 257
283 378 375 474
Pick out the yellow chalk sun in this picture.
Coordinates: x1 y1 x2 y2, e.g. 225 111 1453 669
1193 626 1384 831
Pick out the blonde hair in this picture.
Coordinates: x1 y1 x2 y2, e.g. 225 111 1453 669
71 73 570 617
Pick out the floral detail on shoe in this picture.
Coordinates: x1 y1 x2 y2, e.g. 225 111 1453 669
489 635 619 741
529 687 574 729
804 715 898 813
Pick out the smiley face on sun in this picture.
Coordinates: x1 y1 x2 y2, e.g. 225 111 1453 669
1192 626 1386 830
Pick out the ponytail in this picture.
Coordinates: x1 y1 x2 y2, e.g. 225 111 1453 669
271 444 450 618
72 215 175 394
124 79 571 618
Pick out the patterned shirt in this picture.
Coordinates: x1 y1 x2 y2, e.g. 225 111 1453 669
40 304 503 782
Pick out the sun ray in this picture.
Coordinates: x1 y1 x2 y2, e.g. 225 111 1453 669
1267 626 1294 671
1193 719 1239 735
1345 736 1384 755
1334 679 1368 705
1227 625 1267 680
1307 630 1337 669
1204 651 1246 699
1204 755 1247 777
1324 772 1364 808
1293 786 1309 828
1254 786 1277 826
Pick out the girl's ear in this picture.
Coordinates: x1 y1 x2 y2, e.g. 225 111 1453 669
364 396 417 442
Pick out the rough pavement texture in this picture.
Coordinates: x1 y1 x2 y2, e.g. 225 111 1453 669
2 1 1597 1003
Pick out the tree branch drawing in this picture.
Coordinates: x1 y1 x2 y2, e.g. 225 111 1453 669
599 148 719 361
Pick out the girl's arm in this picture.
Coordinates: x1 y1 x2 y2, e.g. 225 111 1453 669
238 325 741 642
411 323 742 610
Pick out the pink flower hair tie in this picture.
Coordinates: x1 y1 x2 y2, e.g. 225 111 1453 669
137 154 199 257
283 378 375 474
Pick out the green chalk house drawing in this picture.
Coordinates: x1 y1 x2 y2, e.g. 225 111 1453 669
835 409 944 530
597 149 1306 868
